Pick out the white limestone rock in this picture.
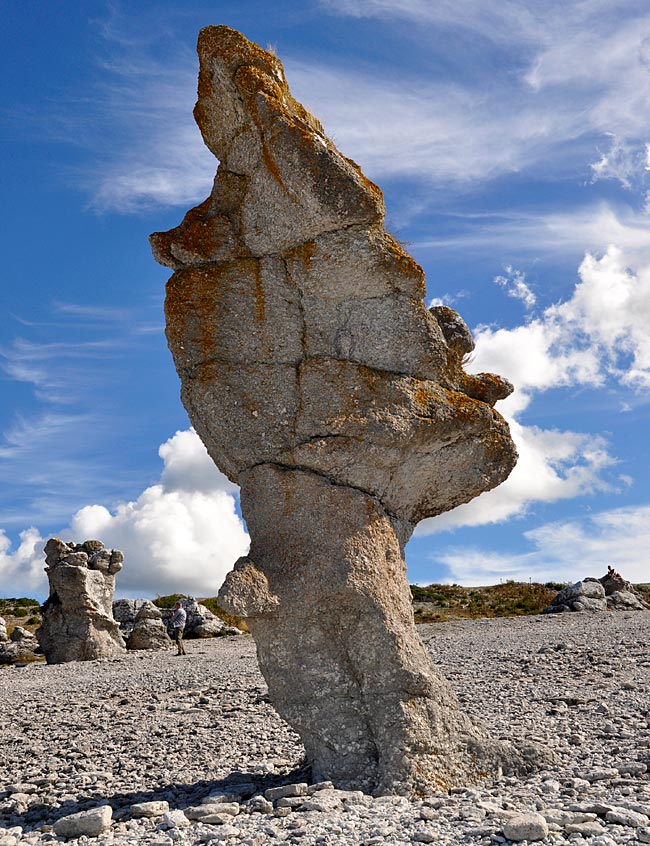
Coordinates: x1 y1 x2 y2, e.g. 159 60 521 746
52 805 112 838
502 812 549 842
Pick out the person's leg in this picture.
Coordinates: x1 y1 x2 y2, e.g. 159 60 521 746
178 628 186 655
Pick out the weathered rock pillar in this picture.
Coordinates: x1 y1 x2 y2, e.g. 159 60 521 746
151 25 526 793
37 538 126 663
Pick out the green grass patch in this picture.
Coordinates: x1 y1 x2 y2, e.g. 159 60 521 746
152 593 188 609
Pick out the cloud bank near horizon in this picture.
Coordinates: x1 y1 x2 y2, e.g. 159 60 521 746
0 429 249 601
434 503 650 587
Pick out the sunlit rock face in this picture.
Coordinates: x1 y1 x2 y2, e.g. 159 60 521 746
151 25 521 795
37 538 126 664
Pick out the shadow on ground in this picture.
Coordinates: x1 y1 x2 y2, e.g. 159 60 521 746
10 763 311 832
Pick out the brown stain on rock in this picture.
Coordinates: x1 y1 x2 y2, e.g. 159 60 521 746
252 260 266 323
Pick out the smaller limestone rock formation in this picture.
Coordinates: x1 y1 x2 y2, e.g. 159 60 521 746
113 599 172 650
599 565 649 609
0 616 7 642
544 569 649 613
0 625 38 665
112 598 143 637
36 538 126 663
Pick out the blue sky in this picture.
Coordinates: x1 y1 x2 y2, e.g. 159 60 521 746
2 0 649 600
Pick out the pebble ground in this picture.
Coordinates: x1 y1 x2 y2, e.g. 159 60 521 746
1 611 648 846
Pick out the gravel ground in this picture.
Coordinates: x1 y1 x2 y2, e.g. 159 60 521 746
1 612 648 846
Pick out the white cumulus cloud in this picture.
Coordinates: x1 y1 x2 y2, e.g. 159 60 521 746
418 243 650 536
0 528 46 599
0 429 249 601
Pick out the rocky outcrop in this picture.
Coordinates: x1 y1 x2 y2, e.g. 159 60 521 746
544 569 649 613
0 616 7 642
113 599 172 650
161 598 240 638
114 597 241 645
599 566 649 608
152 26 521 794
113 598 146 638
36 538 126 664
0 626 38 665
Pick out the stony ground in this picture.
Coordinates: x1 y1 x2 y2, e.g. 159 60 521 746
1 612 648 846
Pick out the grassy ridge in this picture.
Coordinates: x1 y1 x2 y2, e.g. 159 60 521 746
410 581 560 622
2 582 649 633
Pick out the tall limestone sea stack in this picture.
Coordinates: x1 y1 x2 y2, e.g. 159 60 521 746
151 26 524 794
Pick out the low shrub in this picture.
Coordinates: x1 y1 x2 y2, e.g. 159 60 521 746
153 593 187 609
410 581 556 620
200 597 249 633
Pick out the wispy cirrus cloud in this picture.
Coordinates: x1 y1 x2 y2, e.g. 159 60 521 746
1 336 126 404
316 0 650 199
23 8 215 213
287 59 595 187
590 136 650 191
29 2 648 213
416 203 650 261
0 303 166 529
319 0 557 45
81 45 214 213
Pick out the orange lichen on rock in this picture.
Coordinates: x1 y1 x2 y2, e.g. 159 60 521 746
151 25 524 796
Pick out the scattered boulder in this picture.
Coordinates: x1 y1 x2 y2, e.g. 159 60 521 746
115 597 242 644
152 26 525 794
113 599 171 650
184 599 226 638
544 569 649 613
0 625 38 665
600 565 649 609
503 812 549 842
126 601 172 650
130 800 170 818
606 590 648 610
112 598 144 638
52 805 113 838
36 538 126 663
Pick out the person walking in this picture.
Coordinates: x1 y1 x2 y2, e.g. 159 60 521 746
171 600 187 655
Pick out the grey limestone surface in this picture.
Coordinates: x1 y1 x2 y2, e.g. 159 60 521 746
1 611 648 845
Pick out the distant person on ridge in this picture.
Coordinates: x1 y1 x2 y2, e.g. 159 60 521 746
171 601 187 656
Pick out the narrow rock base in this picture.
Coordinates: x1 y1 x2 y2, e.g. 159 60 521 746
221 466 530 794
